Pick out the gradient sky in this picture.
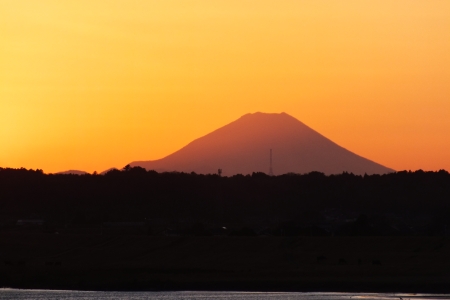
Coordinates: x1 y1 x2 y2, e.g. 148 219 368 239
1 0 449 173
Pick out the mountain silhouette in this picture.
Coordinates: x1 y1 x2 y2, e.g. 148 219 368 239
130 112 394 176
55 170 89 175
100 168 119 175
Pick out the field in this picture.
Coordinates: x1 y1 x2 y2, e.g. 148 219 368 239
1 233 449 292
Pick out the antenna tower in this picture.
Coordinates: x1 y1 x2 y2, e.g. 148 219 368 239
269 149 274 176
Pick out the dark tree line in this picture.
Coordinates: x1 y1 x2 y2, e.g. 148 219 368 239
0 167 449 235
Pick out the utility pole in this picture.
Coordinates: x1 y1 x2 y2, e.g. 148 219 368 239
269 149 274 176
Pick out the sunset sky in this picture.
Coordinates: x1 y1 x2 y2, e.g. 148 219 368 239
1 1 449 173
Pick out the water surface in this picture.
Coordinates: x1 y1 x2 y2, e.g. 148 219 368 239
0 289 448 300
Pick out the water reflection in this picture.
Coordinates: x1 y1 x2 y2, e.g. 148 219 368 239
0 289 449 300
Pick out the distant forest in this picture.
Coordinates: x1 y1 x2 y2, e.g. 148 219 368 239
1 167 449 236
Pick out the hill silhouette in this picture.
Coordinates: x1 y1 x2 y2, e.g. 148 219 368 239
55 170 89 175
131 112 394 175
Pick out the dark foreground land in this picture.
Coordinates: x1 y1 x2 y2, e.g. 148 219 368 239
1 168 450 292
1 233 450 293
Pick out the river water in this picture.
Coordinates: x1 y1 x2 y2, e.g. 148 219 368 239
0 290 449 300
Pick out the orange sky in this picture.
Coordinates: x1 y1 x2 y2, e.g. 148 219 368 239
1 0 450 173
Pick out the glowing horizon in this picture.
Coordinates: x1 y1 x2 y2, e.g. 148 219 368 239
1 1 449 173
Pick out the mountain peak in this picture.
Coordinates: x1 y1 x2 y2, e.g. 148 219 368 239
239 111 291 119
131 113 394 176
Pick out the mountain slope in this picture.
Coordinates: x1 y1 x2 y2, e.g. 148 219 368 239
130 112 394 176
